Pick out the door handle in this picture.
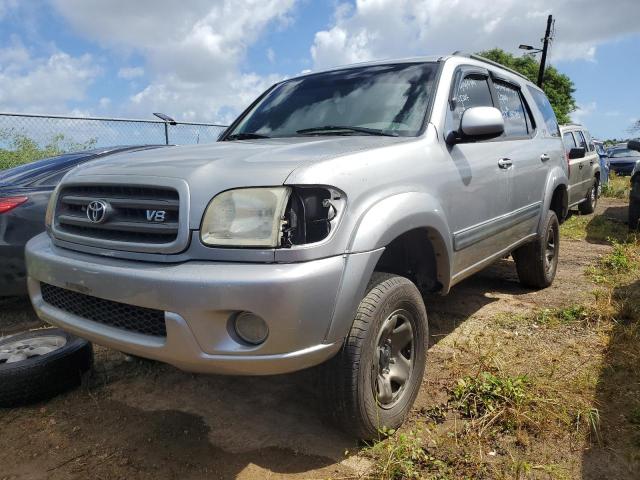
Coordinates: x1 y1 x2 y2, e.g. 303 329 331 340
497 158 512 169
579 164 584 169
540 153 550 162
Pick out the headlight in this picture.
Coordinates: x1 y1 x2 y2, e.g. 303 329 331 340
200 187 290 247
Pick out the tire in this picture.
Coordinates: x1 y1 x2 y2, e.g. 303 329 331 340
319 273 428 440
0 328 93 408
513 210 560 289
629 199 640 231
579 179 598 215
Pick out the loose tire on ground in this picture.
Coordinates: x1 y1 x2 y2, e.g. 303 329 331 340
513 210 560 289
0 328 93 408
319 273 428 440
578 179 598 215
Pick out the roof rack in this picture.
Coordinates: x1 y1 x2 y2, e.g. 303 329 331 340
450 51 533 84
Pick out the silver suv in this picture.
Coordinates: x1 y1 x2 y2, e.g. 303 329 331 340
26 53 567 439
560 124 601 214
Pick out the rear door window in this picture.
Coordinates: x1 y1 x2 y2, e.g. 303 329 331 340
494 81 529 137
574 131 588 150
563 131 577 153
527 86 560 137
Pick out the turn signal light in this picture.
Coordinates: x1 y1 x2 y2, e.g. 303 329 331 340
0 196 28 214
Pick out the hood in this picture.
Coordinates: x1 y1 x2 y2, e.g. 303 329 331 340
65 136 410 229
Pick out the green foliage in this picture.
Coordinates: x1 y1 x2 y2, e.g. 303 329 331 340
452 372 531 420
602 241 632 273
365 429 430 480
0 129 96 171
601 172 630 199
477 48 577 124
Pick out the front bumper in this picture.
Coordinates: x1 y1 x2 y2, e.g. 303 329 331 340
26 233 352 375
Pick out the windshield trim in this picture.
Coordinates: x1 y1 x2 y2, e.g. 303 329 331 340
220 60 444 142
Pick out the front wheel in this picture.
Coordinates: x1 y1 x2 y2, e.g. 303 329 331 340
513 210 560 289
320 273 428 440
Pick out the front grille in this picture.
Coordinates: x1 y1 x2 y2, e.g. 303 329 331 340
55 184 180 245
41 283 167 337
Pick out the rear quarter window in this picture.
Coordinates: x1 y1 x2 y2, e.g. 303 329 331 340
527 87 560 137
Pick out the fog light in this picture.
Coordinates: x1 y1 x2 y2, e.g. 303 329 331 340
234 312 268 345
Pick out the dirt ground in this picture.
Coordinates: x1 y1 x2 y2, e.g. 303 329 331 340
0 198 632 480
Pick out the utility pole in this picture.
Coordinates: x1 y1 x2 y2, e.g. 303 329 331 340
537 14 553 88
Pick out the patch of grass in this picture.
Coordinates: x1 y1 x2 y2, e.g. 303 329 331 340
560 213 630 243
363 429 437 480
601 172 630 199
452 372 532 433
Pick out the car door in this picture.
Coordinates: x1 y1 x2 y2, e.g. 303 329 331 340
439 66 512 275
490 77 545 243
577 129 598 189
562 131 583 205
573 130 593 198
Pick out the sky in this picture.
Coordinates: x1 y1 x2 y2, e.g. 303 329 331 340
0 0 638 140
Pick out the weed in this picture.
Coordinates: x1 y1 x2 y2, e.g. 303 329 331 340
602 241 632 272
601 173 630 199
364 429 429 480
452 372 532 433
574 407 601 445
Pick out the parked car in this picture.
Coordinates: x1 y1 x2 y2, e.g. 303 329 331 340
627 140 640 229
24 54 568 439
559 124 600 215
593 139 610 187
0 145 168 296
608 145 640 176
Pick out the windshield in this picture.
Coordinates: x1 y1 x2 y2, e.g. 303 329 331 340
610 148 640 158
227 62 438 139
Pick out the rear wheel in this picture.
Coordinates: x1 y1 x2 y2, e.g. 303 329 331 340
579 179 598 214
513 210 559 289
629 198 640 231
320 273 428 440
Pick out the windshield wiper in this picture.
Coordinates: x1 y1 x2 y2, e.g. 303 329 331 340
225 132 271 140
296 125 398 137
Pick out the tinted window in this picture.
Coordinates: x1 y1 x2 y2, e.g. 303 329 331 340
494 81 528 137
528 87 560 137
563 132 577 153
230 63 438 138
447 74 493 132
574 131 588 150
595 144 606 156
582 130 594 151
610 148 640 158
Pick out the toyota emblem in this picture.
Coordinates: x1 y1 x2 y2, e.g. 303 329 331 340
86 200 109 223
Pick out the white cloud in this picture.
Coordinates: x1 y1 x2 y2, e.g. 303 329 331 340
0 38 101 113
571 101 597 124
267 47 276 64
311 0 640 70
117 66 144 79
98 97 111 108
52 0 297 122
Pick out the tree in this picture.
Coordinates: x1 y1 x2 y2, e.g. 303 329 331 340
477 48 577 125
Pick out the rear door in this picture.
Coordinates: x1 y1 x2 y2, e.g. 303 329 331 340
562 131 583 205
573 130 593 197
491 77 545 243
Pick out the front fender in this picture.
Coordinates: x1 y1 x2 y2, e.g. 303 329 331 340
324 192 453 344
348 191 453 291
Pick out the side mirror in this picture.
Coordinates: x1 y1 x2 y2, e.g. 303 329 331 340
447 106 504 145
628 140 640 152
568 147 585 160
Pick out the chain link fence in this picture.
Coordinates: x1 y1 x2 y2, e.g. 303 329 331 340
0 112 228 170
0 112 227 148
